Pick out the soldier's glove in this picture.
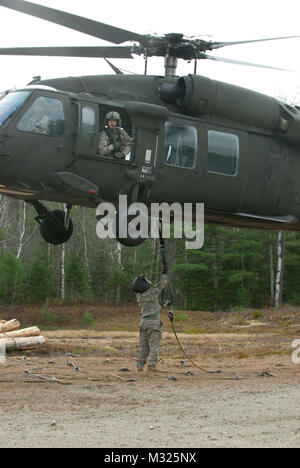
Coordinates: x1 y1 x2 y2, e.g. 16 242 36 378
112 142 121 152
167 311 174 323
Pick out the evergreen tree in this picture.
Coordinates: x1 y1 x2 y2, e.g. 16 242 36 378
65 251 92 300
0 198 298 310
0 252 26 304
26 257 56 303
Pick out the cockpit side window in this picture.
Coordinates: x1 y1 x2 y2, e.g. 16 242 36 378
0 91 31 127
17 96 65 136
164 122 197 169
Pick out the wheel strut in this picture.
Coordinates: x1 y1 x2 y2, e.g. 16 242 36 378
64 204 72 230
28 200 72 229
27 200 74 245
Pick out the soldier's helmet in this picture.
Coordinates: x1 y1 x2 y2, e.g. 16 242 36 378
105 111 121 126
132 275 151 293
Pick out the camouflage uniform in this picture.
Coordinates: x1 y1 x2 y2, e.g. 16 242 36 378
136 274 168 369
98 127 132 158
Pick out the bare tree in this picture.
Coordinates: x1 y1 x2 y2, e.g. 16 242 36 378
115 242 122 304
61 243 65 300
275 231 286 308
269 232 275 306
16 201 27 259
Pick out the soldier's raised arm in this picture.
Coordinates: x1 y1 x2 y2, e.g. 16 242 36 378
149 273 168 298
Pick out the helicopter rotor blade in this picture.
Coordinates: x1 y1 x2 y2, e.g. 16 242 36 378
0 46 134 58
203 53 295 72
0 0 145 45
209 35 300 50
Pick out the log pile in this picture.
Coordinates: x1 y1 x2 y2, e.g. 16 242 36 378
0 319 45 351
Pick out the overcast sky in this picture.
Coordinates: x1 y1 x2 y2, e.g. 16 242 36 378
0 0 300 102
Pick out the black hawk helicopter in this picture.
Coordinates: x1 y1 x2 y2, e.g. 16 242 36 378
1 0 300 246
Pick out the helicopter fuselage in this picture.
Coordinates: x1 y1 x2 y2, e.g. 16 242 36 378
1 74 300 233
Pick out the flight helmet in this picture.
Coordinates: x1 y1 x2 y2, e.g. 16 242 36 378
105 111 121 126
132 275 151 293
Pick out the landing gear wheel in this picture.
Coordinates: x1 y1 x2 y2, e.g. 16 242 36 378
115 212 148 247
39 210 73 245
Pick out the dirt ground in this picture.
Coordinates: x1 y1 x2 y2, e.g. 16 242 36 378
1 317 300 448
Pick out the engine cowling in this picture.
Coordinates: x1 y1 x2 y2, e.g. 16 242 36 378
159 74 300 145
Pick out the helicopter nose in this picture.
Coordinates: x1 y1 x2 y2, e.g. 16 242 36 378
0 128 4 152
0 129 12 186
0 128 5 153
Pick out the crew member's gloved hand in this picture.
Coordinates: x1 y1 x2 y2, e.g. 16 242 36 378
112 142 121 152
114 152 125 159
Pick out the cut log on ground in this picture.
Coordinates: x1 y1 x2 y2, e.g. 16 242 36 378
2 336 45 351
0 326 40 339
0 319 20 333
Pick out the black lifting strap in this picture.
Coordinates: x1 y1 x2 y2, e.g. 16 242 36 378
159 220 210 374
159 220 174 307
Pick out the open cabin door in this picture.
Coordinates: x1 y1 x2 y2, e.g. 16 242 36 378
73 100 138 204
73 101 170 206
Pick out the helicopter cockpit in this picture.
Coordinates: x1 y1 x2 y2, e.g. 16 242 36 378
0 87 135 161
0 85 173 214
0 86 141 206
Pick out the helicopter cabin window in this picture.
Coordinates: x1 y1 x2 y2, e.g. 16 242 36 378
79 106 96 149
207 130 239 176
17 96 65 136
0 91 31 127
165 122 197 169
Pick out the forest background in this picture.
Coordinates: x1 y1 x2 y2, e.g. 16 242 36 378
0 197 296 312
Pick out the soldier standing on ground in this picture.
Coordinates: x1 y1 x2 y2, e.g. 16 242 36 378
133 264 168 372
98 111 132 159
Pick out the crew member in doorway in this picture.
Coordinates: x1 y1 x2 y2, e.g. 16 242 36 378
133 265 168 372
98 111 132 159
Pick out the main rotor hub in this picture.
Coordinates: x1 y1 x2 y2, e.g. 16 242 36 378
164 33 185 44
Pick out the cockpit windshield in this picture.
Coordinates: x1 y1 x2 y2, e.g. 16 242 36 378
0 91 31 127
